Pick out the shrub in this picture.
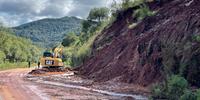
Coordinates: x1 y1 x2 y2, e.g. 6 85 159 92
111 0 147 20
122 0 145 10
0 51 5 64
195 89 200 100
151 75 189 100
134 4 155 21
180 90 196 100
185 54 200 87
62 32 79 47
166 75 188 100
151 83 165 99
192 35 200 42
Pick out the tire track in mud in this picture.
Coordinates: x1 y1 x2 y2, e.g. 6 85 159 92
38 80 148 100
27 74 148 100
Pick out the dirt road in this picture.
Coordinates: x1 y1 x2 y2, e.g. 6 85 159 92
0 68 47 100
0 68 148 100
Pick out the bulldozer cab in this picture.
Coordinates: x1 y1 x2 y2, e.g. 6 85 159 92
43 51 53 58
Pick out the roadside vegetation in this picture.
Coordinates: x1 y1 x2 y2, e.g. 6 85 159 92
0 62 28 70
61 7 110 67
61 0 154 67
151 75 200 100
0 25 41 69
150 34 200 100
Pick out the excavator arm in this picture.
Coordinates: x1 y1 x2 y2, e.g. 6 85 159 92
53 45 63 58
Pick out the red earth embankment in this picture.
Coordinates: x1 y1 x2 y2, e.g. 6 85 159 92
79 0 200 87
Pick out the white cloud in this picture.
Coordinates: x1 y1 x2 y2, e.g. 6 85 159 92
0 0 115 27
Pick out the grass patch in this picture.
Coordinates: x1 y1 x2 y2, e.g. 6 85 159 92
0 62 31 71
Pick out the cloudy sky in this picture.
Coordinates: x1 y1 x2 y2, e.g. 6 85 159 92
0 0 115 27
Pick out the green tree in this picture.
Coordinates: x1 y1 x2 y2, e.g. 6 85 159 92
87 7 109 22
81 20 98 33
0 26 41 63
0 51 5 63
62 32 79 47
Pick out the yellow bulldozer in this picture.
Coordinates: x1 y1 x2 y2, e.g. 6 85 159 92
39 45 64 68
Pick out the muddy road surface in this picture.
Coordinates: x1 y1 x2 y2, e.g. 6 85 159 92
0 68 148 100
0 68 46 100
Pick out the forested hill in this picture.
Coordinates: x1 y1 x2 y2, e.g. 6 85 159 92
0 27 40 63
13 16 82 48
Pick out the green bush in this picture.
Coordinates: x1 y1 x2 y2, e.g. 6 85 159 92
195 89 200 100
63 33 97 67
0 51 5 64
151 83 165 99
185 54 200 87
166 75 188 100
134 4 155 21
122 0 145 10
62 32 79 47
192 35 200 42
151 75 189 100
180 90 196 100
110 0 147 20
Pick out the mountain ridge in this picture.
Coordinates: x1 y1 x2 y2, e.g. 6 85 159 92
13 16 83 48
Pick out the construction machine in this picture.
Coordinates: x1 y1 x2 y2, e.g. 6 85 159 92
39 45 64 68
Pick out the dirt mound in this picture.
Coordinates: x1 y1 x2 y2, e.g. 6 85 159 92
29 68 69 75
79 0 200 86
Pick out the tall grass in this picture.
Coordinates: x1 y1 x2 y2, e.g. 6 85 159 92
63 33 99 67
0 62 30 71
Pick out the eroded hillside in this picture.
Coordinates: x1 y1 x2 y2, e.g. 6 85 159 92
79 0 200 87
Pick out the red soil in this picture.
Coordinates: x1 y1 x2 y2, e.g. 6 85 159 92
79 0 200 86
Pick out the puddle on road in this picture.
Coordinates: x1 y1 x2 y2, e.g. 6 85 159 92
35 80 148 100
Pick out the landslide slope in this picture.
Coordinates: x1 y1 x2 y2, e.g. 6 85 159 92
79 0 200 86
